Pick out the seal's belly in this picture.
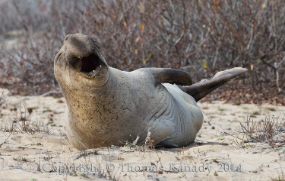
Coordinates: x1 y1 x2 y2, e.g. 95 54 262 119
150 83 204 146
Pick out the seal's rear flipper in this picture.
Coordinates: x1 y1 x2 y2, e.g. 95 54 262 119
181 67 247 101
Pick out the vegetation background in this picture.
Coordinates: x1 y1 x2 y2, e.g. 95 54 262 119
0 0 284 104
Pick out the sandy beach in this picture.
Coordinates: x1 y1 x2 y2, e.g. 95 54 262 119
0 88 284 180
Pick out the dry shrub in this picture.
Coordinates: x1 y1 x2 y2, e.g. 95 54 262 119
0 0 284 103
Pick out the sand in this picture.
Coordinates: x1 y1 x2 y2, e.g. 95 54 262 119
0 88 284 181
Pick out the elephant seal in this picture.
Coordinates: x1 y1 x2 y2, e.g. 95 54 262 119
54 33 247 150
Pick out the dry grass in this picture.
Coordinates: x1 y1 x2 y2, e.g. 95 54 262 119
0 101 51 135
272 176 285 181
240 115 285 147
0 97 53 149
271 166 285 181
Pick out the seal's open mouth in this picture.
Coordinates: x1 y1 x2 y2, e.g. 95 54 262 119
80 54 103 77
69 53 105 78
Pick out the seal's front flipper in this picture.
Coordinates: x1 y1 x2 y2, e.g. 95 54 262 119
181 67 247 101
139 68 192 85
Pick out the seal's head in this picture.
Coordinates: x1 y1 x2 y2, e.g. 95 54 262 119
54 33 109 91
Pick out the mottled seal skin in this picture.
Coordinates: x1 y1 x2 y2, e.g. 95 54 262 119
54 33 246 150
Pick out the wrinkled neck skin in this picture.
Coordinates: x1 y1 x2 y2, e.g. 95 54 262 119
59 67 164 149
